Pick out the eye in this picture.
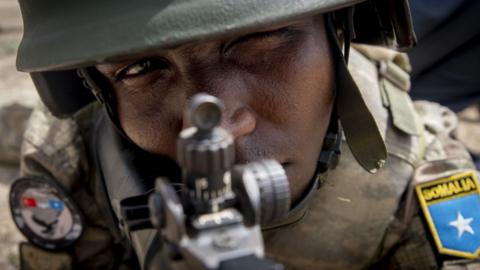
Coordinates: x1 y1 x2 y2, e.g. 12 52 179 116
125 60 151 76
114 58 170 82
222 27 295 54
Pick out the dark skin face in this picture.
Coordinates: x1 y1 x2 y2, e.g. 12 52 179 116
97 16 335 203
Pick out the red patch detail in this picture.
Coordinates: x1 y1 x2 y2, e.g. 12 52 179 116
22 197 37 208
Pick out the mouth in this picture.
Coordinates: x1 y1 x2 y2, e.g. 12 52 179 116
281 161 292 171
234 151 291 171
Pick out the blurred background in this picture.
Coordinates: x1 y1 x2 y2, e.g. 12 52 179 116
0 0 38 269
408 0 480 168
0 0 478 269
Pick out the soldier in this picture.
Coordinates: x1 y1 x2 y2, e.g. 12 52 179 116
9 0 480 269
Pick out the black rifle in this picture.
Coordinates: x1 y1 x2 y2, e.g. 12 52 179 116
99 93 290 270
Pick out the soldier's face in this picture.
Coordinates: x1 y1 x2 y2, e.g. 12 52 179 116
97 16 334 203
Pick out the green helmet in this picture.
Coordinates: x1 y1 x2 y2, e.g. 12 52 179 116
16 0 416 172
17 0 415 72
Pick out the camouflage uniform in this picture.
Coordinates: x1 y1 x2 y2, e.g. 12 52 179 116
18 45 477 269
20 102 129 269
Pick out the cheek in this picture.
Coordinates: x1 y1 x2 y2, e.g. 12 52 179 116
283 41 334 170
243 29 334 198
115 83 187 159
249 32 334 133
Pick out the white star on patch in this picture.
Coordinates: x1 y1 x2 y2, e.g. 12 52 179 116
449 212 474 238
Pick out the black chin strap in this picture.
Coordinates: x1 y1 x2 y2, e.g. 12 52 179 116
313 9 355 188
77 67 135 143
312 105 341 192
343 7 356 63
315 109 342 188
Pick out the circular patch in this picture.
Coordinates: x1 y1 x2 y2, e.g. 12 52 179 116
9 176 83 250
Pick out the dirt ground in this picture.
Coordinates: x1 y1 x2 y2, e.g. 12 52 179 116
0 1 38 269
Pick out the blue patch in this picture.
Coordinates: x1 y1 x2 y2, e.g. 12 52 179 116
429 194 480 254
416 171 480 258
48 199 64 212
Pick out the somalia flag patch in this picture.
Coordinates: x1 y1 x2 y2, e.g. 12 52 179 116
416 171 480 259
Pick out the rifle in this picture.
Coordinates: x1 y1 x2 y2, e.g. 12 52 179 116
117 93 291 270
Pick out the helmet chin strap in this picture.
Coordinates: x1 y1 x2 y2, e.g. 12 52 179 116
77 67 134 143
342 7 356 63
326 8 387 173
315 109 342 188
312 9 355 189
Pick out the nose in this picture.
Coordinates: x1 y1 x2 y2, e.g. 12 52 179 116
185 65 257 140
221 106 256 139
181 94 257 139
183 94 257 139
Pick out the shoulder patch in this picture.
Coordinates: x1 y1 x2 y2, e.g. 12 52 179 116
416 171 480 258
10 176 84 250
